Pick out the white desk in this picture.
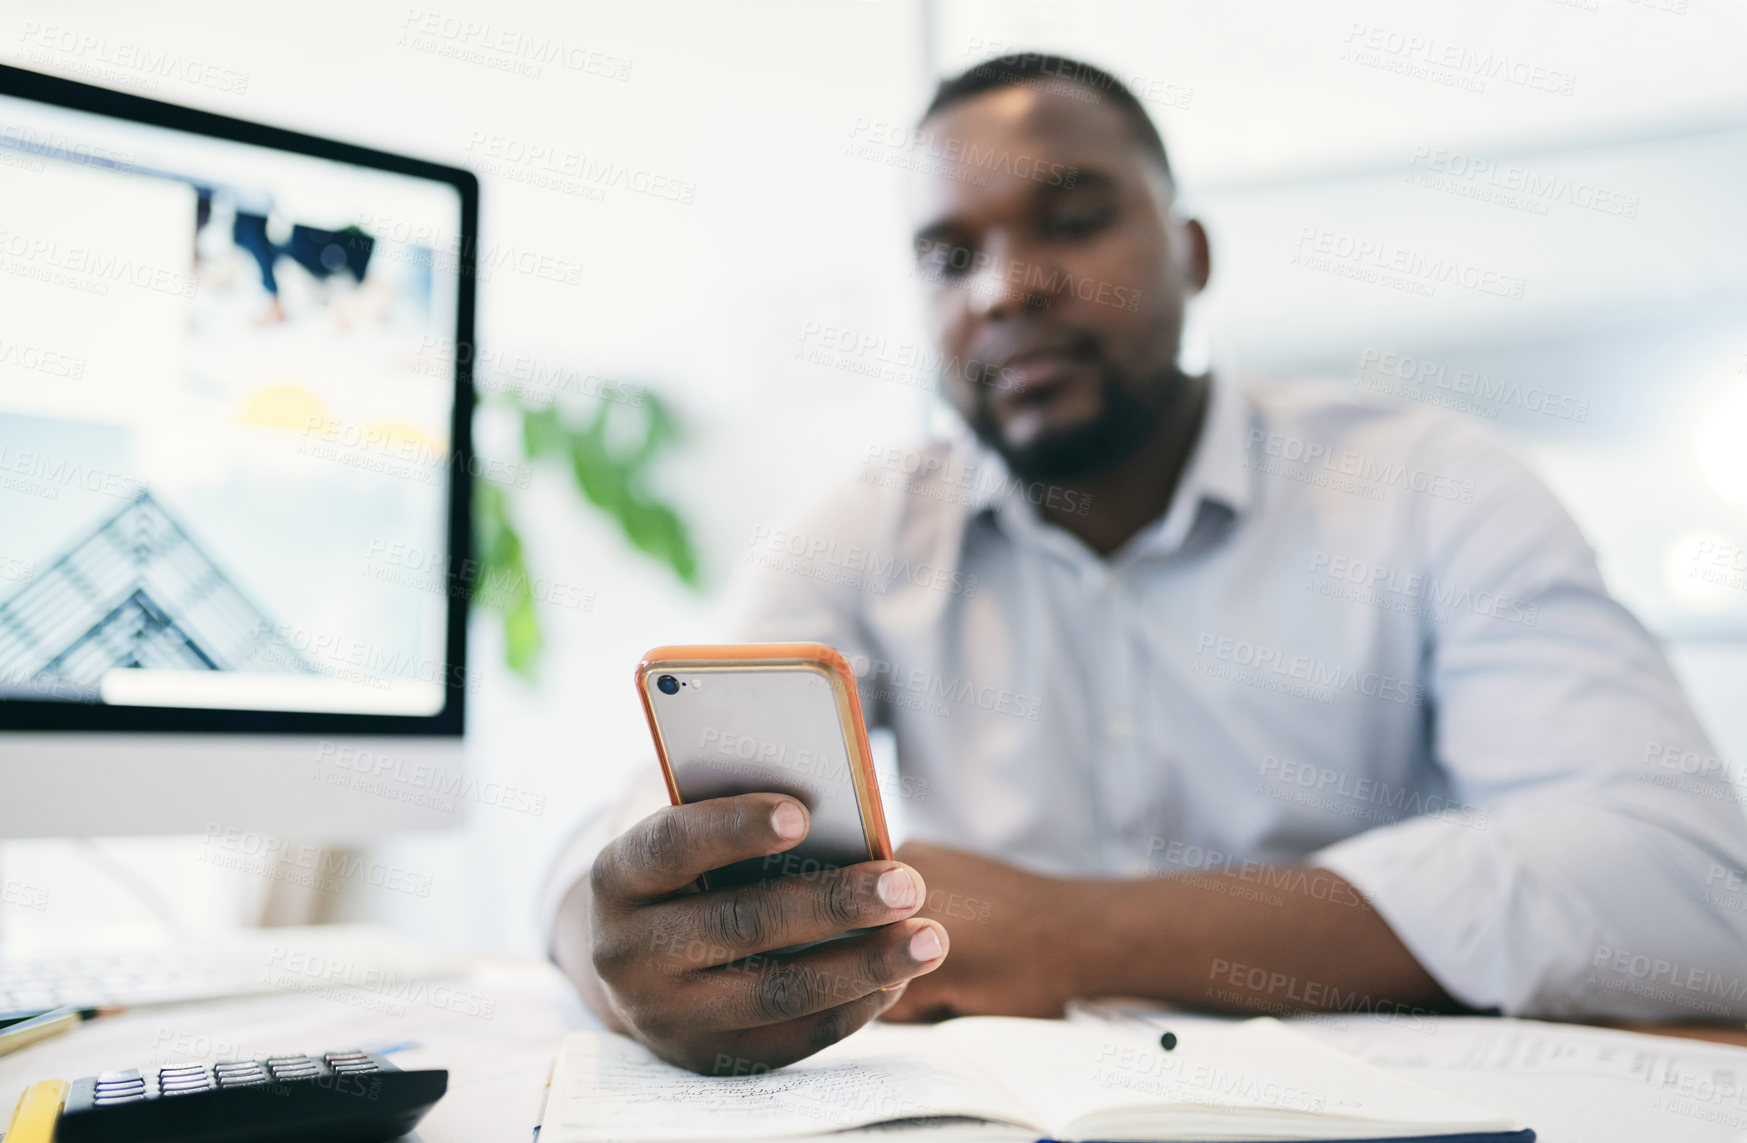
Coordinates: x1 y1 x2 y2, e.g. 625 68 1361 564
4 954 1745 1143
0 955 590 1142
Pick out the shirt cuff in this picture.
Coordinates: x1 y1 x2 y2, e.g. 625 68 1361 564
1310 810 1601 1017
537 767 671 957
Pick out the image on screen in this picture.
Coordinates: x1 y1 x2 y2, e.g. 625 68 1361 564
0 90 463 717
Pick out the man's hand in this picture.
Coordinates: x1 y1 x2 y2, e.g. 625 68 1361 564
881 841 1081 1022
581 793 949 1074
878 843 1454 1025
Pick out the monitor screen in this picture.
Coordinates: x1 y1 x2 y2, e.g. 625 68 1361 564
0 66 475 734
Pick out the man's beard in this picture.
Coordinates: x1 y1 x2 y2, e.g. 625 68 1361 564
967 366 1168 484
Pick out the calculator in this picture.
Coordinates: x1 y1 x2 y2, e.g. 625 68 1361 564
53 1050 446 1142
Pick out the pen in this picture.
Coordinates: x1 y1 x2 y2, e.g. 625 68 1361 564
0 1007 83 1058
0 1006 115 1028
361 1040 421 1056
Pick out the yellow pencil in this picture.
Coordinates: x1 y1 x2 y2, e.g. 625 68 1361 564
4 1079 68 1143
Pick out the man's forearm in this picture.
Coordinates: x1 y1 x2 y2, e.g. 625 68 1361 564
1053 866 1457 1015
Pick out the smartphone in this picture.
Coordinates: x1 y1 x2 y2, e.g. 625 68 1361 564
637 642 893 890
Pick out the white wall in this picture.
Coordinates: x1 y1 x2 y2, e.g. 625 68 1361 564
4 0 1744 954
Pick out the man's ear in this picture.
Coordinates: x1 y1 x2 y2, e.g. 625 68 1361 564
1179 216 1212 297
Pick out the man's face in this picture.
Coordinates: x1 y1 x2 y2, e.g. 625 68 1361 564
909 84 1208 482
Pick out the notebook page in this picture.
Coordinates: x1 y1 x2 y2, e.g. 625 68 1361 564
540 1022 1039 1142
1297 1015 1747 1143
932 1016 1521 1139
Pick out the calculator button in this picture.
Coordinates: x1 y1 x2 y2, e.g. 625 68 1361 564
161 1084 212 1096
96 1069 143 1084
217 1072 269 1087
94 1085 147 1097
93 1092 147 1105
324 1051 368 1063
158 1066 208 1080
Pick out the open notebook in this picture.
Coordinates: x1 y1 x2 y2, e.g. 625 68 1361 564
536 1015 1534 1142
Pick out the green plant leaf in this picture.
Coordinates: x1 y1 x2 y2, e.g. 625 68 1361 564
621 497 699 585
623 391 682 469
472 384 700 684
522 403 567 460
502 590 543 679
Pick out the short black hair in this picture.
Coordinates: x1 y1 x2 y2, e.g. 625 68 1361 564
921 53 1172 180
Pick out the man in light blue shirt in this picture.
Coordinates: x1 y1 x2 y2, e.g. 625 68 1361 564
549 53 1747 1073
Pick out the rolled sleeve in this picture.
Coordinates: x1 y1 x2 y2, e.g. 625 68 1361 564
538 766 669 958
1317 439 1747 1020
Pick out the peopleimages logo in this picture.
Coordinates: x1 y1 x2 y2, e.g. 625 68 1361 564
1308 550 1540 626
1340 23 1577 96
861 444 1093 516
1245 429 1477 503
847 118 1081 188
200 827 434 899
0 335 87 380
1356 348 1588 423
0 228 198 298
315 742 547 817
746 525 980 597
1293 228 1527 301
844 653 1043 722
397 8 632 81
1258 754 1490 829
1406 148 1638 220
15 22 251 95
1194 633 1424 706
913 238 1142 312
1590 944 1747 1015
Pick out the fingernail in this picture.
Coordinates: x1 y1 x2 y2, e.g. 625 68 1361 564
908 926 943 963
772 802 806 840
877 868 919 909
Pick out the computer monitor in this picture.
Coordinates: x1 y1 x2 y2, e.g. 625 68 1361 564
0 65 478 840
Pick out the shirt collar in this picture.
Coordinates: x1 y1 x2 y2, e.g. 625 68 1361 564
1154 368 1254 542
953 371 1254 558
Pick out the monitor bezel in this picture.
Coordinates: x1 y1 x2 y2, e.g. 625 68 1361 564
0 63 476 738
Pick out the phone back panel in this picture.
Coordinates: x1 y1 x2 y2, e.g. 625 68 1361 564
640 656 883 889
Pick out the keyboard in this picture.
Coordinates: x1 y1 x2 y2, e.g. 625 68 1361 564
0 924 467 1016
55 1049 446 1142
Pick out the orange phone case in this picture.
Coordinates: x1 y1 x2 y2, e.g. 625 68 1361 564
635 642 894 868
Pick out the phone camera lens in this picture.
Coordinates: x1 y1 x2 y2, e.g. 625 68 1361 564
657 674 679 695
